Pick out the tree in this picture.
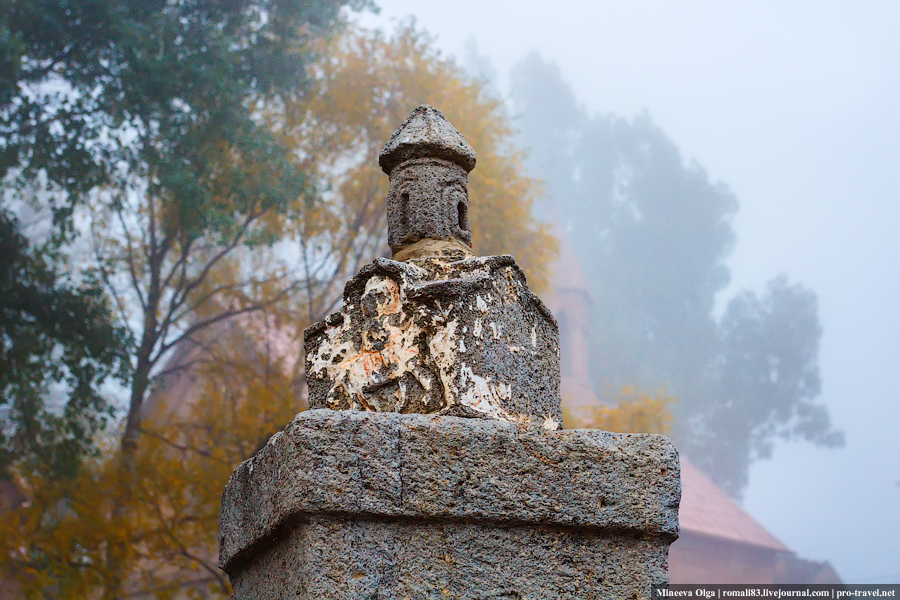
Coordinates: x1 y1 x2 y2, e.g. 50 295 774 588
511 53 737 394
1 0 369 458
1 1 367 597
686 275 843 496
0 347 295 598
0 22 557 598
0 212 129 479
508 53 585 222
271 24 557 304
510 53 841 498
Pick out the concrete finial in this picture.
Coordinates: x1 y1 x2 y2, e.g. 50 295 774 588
381 105 477 254
378 105 476 175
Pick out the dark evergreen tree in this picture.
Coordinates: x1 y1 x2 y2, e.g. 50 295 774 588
1 0 367 229
0 212 129 477
690 275 843 496
511 53 842 498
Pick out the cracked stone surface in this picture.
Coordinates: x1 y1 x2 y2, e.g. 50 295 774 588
304 255 561 425
219 410 679 599
305 104 562 425
232 517 670 600
221 105 681 599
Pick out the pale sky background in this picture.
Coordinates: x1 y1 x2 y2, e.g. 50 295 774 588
358 1 900 584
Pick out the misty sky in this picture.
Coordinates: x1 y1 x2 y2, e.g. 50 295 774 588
358 1 900 584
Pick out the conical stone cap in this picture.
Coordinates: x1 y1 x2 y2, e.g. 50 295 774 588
379 105 477 175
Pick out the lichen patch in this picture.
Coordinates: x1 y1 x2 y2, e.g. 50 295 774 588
457 365 515 421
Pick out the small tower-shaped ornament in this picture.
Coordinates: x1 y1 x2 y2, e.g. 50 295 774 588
305 105 562 423
381 105 476 260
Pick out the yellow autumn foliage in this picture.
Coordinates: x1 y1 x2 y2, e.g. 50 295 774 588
0 346 300 598
0 22 556 599
564 387 676 434
266 23 557 295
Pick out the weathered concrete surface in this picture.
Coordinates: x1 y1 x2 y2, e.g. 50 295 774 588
304 256 561 424
231 517 670 600
219 409 680 598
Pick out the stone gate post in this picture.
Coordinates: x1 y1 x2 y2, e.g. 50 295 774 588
219 105 681 599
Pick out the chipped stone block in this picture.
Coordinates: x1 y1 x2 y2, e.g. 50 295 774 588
231 517 671 600
219 410 680 599
304 255 561 424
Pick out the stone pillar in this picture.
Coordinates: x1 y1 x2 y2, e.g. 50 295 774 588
219 105 681 599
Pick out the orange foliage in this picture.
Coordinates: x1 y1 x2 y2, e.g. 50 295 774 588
0 22 555 599
565 387 676 434
267 22 557 294
0 347 300 598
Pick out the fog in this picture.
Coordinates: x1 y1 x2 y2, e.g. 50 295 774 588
359 1 900 583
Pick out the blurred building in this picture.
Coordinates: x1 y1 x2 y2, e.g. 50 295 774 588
546 241 842 585
543 239 601 420
673 458 841 584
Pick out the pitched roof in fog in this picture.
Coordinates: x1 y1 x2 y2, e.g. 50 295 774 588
679 457 789 551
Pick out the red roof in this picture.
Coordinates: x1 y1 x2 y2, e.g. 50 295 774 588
679 457 789 551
